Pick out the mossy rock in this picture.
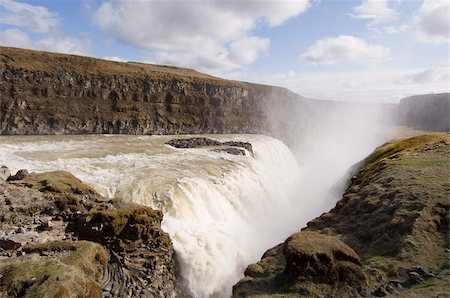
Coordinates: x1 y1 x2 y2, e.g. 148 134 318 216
68 204 171 250
0 241 108 298
283 231 367 286
10 171 105 212
12 171 102 198
88 205 161 237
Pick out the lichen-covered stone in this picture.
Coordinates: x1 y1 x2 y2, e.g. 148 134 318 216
283 231 366 286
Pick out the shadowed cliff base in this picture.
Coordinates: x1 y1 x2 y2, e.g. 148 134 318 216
233 133 450 297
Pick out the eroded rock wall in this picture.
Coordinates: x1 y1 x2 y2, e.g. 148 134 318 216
0 46 299 136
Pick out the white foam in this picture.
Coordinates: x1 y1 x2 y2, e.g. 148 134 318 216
0 134 300 297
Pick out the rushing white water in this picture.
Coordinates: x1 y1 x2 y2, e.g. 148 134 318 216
0 134 301 297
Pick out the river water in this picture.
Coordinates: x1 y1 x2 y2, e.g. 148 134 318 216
0 134 305 297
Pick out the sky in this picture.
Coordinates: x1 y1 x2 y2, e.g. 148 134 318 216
0 0 448 102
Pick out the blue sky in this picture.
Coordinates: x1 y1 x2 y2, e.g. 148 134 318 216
0 0 448 102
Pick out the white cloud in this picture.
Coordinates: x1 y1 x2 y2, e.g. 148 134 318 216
92 0 309 71
0 0 90 55
103 56 127 62
0 0 59 33
228 37 270 65
395 68 448 85
412 0 449 44
0 28 90 55
350 0 397 25
299 35 390 65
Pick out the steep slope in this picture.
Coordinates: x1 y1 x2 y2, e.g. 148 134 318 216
0 46 302 137
233 133 450 297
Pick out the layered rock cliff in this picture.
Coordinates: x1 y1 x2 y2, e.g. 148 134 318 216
233 133 450 297
0 46 301 138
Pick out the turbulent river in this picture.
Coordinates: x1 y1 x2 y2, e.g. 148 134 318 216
0 134 308 297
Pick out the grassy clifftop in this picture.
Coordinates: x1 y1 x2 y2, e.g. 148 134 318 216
1 46 224 84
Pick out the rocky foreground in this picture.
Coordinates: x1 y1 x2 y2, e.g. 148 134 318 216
0 169 179 297
233 133 450 297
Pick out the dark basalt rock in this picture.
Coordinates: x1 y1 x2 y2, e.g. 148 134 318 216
213 147 246 156
7 169 29 181
166 137 254 156
166 137 221 148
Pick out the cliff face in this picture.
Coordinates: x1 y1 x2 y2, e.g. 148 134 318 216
0 46 300 136
233 133 450 297
398 93 450 132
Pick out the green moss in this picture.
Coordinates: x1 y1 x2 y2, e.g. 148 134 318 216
23 241 78 254
361 134 448 171
88 205 160 235
12 171 104 199
0 241 107 298
363 256 403 276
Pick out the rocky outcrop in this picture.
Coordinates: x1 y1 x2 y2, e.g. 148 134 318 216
166 137 254 156
397 93 450 132
233 133 450 297
234 231 367 297
0 46 303 138
283 231 366 286
0 169 179 297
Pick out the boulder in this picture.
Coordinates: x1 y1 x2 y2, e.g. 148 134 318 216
166 137 221 148
166 137 254 156
7 169 29 181
282 231 367 286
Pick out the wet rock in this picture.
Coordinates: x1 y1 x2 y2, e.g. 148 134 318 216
167 137 254 156
222 141 254 156
7 169 29 181
166 137 221 148
212 147 247 156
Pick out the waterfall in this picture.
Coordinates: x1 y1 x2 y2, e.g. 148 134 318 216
0 134 300 297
